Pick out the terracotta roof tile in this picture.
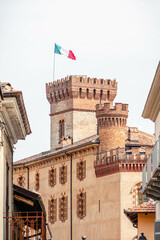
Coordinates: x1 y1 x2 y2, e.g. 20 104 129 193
14 135 99 166
125 201 155 213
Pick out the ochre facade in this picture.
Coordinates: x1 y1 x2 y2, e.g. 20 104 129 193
13 76 154 240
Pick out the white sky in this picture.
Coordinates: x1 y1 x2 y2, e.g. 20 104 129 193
0 0 160 161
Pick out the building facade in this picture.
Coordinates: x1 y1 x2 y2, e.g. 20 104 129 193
0 82 31 239
142 61 160 238
14 76 154 240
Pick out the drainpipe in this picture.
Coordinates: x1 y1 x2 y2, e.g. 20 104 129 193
66 152 72 240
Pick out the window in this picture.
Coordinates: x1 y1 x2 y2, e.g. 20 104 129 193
59 165 67 184
77 192 86 218
59 196 68 221
35 172 40 190
138 188 147 204
59 120 65 142
48 168 56 186
77 160 86 180
48 198 57 223
18 175 24 187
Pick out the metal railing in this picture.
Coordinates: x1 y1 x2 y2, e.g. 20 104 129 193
95 147 148 166
142 136 160 191
4 212 46 240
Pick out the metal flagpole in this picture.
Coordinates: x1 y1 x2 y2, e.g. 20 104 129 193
53 44 56 81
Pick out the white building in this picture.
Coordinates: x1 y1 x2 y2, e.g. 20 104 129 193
0 82 31 239
142 61 160 239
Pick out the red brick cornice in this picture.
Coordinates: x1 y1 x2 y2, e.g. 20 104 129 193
94 160 147 177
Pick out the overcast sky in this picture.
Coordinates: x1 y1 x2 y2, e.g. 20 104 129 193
0 0 160 161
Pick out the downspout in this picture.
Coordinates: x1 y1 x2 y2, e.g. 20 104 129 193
66 152 72 240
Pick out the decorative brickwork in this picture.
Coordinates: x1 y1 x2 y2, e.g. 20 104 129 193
96 102 128 151
46 76 117 149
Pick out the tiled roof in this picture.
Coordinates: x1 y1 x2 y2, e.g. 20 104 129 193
125 201 155 213
124 201 155 228
14 135 99 166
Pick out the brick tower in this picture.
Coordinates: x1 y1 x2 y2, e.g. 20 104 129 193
46 76 117 149
96 102 128 152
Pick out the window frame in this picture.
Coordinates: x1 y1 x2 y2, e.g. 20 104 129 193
77 192 86 218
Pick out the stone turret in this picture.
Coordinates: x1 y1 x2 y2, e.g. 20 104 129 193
46 76 117 149
96 102 128 152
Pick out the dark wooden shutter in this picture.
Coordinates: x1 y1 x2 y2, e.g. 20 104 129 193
64 196 68 220
54 168 56 185
77 194 80 217
83 160 86 178
48 170 51 186
77 162 80 179
64 166 67 183
54 198 57 222
48 200 51 222
59 198 61 220
83 192 86 217
59 167 62 184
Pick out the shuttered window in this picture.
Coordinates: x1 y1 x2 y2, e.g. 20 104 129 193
59 196 68 221
48 168 56 186
48 198 57 223
35 173 40 190
18 176 24 187
77 160 86 180
138 188 147 204
59 165 67 184
77 192 86 218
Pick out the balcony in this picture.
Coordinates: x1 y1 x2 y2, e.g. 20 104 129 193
94 147 149 177
142 137 160 200
4 212 46 240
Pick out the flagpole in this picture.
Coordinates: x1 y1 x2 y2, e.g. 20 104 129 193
53 44 56 81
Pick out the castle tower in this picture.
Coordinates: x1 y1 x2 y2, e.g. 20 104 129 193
96 102 128 152
46 75 117 149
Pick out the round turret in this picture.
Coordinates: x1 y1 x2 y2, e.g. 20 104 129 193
96 102 128 152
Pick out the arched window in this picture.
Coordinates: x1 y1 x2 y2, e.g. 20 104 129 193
59 120 65 142
107 90 110 100
48 198 57 223
48 168 56 186
59 196 68 221
18 175 24 187
79 88 82 98
138 188 147 204
77 160 86 180
93 89 96 99
100 90 103 103
35 173 40 190
86 89 89 98
59 165 67 184
77 192 86 218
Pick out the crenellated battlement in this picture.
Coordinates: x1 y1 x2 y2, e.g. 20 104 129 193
46 75 117 104
96 102 128 128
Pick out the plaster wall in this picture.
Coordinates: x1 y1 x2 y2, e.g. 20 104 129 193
0 131 13 240
138 213 155 240
120 172 142 240
72 111 97 143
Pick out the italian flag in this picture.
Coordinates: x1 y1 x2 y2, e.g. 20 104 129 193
54 43 76 60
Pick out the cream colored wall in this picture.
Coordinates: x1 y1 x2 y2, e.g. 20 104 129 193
73 111 97 143
155 111 160 141
13 151 121 240
138 213 155 240
120 172 141 240
0 131 13 240
13 149 143 240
